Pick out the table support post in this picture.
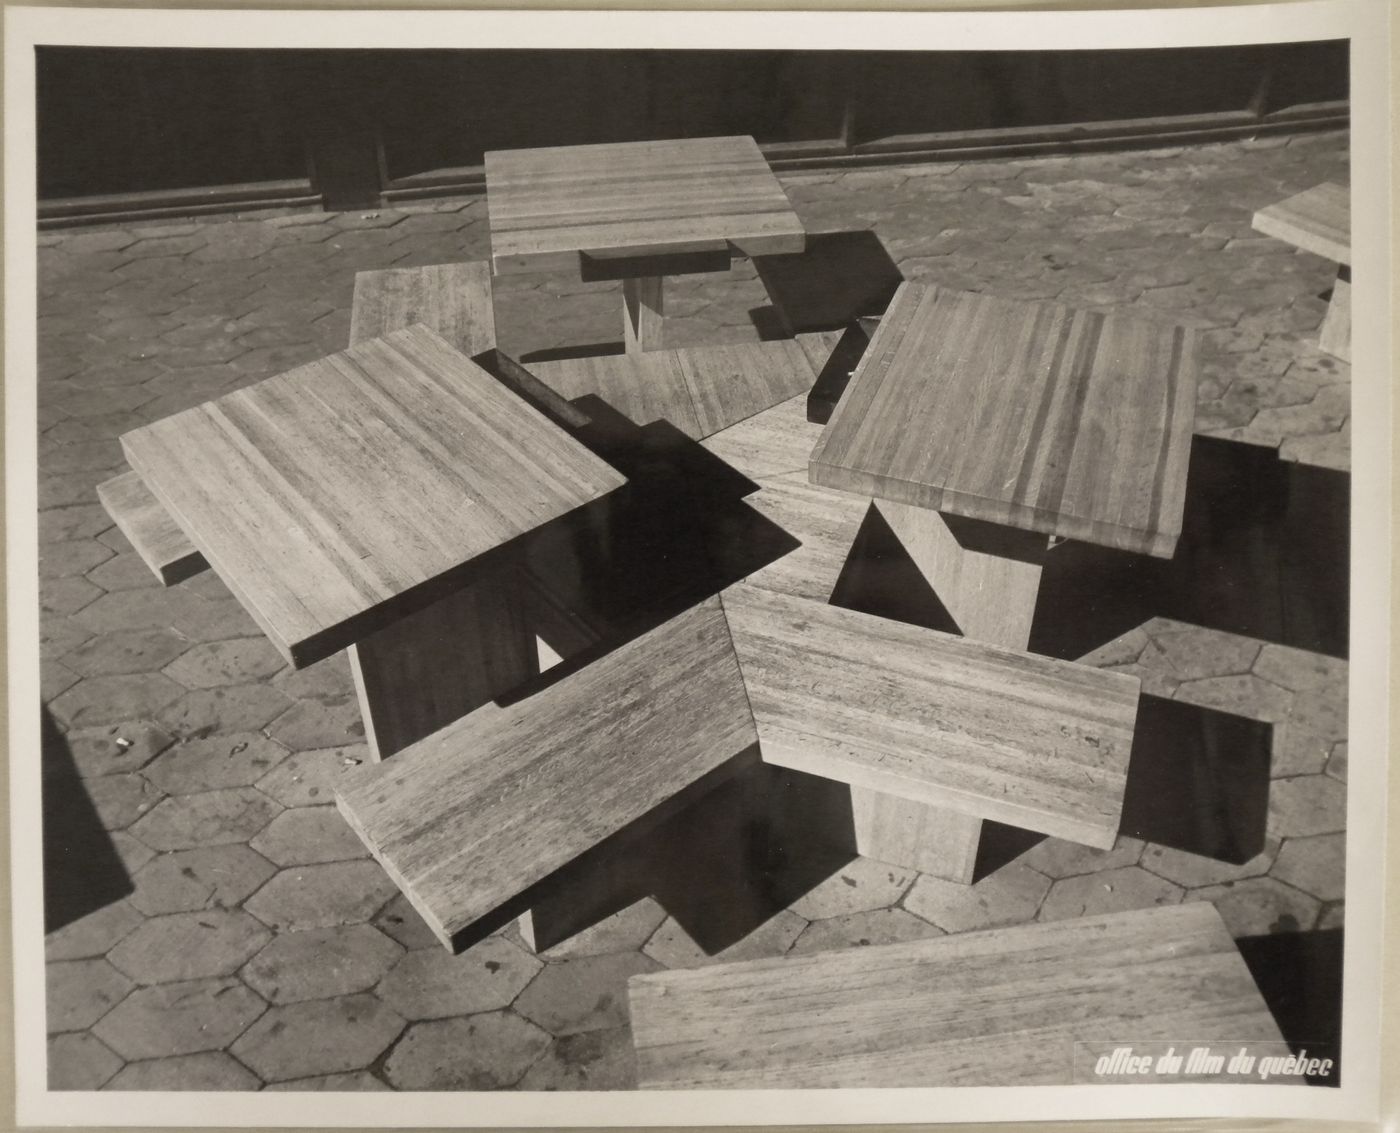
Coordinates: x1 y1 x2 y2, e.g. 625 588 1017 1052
847 503 1052 881
348 568 539 762
1318 264 1351 362
623 275 665 353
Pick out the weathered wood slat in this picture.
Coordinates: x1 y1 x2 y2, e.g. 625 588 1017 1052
122 325 626 667
349 262 496 357
700 392 825 482
95 470 208 585
810 283 1198 559
335 598 758 950
529 341 817 442
486 136 805 276
628 903 1284 1088
738 473 870 603
1251 181 1350 266
1318 268 1351 362
722 585 1139 848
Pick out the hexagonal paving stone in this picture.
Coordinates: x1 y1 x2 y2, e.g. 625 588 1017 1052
1149 624 1261 679
263 1071 391 1090
64 629 190 678
108 909 272 984
1271 722 1333 778
49 672 185 729
73 587 205 635
249 805 366 866
46 958 134 1032
1253 644 1347 693
1269 833 1345 903
372 892 440 951
1268 774 1347 838
48 1032 124 1090
42 576 104 616
173 598 265 643
86 551 163 592
1318 901 1345 931
104 1051 262 1091
377 936 542 1020
267 698 366 751
39 538 113 579
383 1012 551 1091
130 787 282 851
787 857 917 921
254 746 371 807
64 721 175 777
243 861 399 931
1327 742 1348 782
642 910 807 970
241 924 402 1004
110 830 157 874
92 977 267 1060
44 899 144 962
1174 674 1294 722
230 993 405 1084
539 898 667 961
903 862 1052 934
1284 687 1348 745
517 1026 638 1091
1188 876 1322 937
1014 834 1144 879
145 733 290 795
787 907 945 957
1038 865 1184 923
163 638 285 689
273 653 355 703
1139 838 1280 889
514 952 661 1037
157 684 294 740
85 773 164 830
42 659 81 701
130 844 278 915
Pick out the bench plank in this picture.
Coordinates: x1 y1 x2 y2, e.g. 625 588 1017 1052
336 598 757 949
722 585 1139 848
629 903 1283 1088
1251 181 1350 266
349 262 497 357
96 470 207 585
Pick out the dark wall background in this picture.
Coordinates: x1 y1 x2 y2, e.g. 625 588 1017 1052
36 43 1348 219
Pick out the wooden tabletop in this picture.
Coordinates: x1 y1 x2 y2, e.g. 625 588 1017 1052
335 598 757 950
1251 182 1350 265
809 283 1198 558
629 903 1283 1088
121 325 626 667
485 136 806 276
722 585 1139 847
529 340 815 441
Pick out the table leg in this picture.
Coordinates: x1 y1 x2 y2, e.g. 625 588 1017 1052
847 503 1052 880
348 568 538 762
1318 265 1351 362
623 275 664 353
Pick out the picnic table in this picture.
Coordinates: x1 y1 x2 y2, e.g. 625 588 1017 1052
485 135 806 352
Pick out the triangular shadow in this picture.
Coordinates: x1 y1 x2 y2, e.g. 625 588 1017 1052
1236 928 1343 1086
828 502 961 634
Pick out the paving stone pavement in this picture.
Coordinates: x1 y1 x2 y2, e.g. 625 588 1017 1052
38 130 1349 1091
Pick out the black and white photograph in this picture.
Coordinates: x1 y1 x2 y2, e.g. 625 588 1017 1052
6 2 1390 1126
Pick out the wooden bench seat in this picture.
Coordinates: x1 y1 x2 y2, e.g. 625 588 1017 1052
528 339 816 441
95 470 207 585
335 598 757 951
628 902 1283 1089
1251 182 1351 361
722 585 1139 848
349 261 496 356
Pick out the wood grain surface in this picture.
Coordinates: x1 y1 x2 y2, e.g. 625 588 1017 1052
349 262 497 357
485 136 805 275
529 340 816 442
122 325 626 667
335 599 757 949
850 791 982 883
347 566 537 762
1318 269 1351 361
809 283 1198 558
738 473 871 602
96 470 208 585
722 585 1139 847
700 392 825 482
1251 181 1350 265
628 903 1283 1088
